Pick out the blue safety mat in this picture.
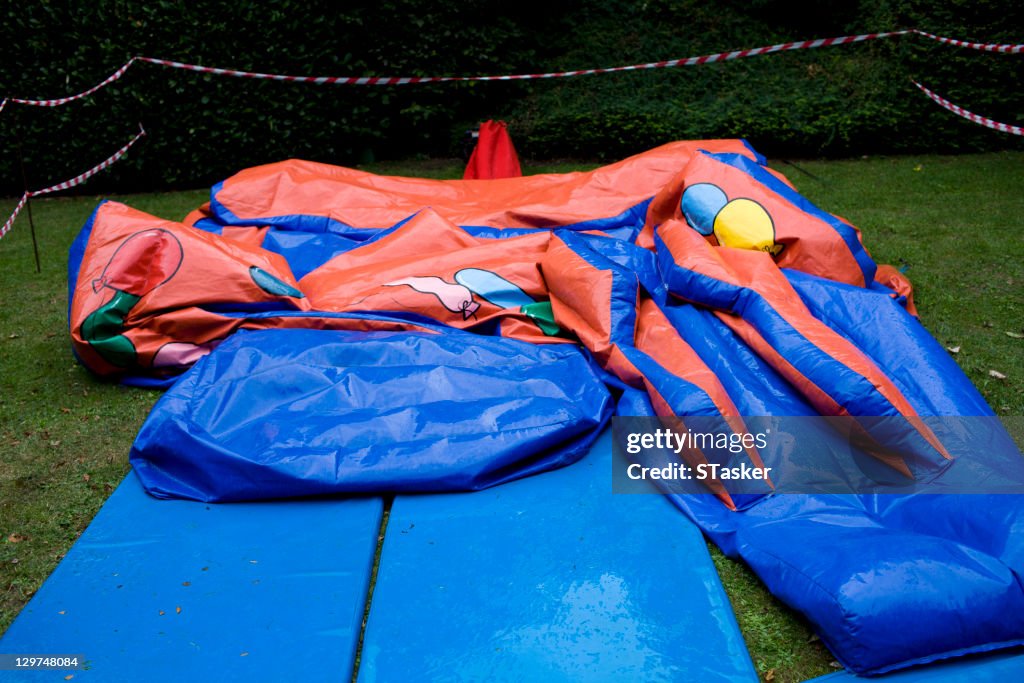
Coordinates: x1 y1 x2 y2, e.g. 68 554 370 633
357 429 758 682
0 474 383 682
806 651 1024 682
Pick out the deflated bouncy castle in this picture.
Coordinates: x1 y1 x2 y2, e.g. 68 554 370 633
66 140 1024 675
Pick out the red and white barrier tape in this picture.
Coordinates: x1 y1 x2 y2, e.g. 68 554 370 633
912 29 1024 54
913 81 1023 136
0 29 1018 227
1 193 28 240
1 29 1020 108
6 59 137 108
1 124 146 240
138 31 910 83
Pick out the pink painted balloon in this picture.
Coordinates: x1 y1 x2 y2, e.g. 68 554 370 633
385 276 481 319
152 340 221 369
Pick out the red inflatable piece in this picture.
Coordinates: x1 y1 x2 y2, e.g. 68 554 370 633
463 120 522 180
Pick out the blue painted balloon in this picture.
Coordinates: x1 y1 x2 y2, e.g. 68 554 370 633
249 266 305 299
681 183 728 236
454 268 534 308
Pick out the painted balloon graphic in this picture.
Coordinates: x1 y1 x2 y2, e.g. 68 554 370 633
681 183 783 255
385 276 481 319
713 198 781 255
249 266 304 299
91 229 184 296
681 183 728 236
152 340 222 369
82 229 185 368
455 268 563 336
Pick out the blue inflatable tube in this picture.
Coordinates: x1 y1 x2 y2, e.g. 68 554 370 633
130 328 613 502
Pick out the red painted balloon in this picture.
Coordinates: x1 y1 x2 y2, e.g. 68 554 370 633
92 229 184 296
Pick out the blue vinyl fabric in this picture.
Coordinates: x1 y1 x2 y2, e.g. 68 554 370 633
0 474 383 682
65 143 1024 676
130 327 613 502
358 429 758 683
658 273 1024 675
806 651 1024 682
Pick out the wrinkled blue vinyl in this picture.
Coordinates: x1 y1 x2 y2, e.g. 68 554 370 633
130 328 612 502
660 272 1024 675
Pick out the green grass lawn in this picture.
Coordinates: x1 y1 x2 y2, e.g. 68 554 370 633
1 153 1022 682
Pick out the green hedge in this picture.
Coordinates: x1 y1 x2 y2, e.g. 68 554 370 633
1 1 1021 195
0 1 544 193
503 0 1024 159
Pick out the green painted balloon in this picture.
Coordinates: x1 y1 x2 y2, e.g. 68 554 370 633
521 301 565 337
81 290 140 367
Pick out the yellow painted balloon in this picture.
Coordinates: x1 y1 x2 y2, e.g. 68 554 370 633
713 198 782 255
